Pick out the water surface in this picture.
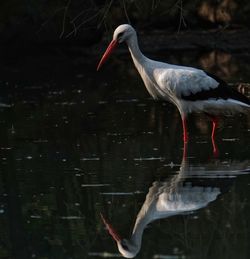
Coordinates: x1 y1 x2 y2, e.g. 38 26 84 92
0 49 249 259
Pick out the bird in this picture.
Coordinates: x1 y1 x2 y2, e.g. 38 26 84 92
97 24 250 144
100 157 250 258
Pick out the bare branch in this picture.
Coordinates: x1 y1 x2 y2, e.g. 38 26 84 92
60 0 71 38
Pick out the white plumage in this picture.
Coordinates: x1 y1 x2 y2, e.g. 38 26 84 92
97 24 250 142
151 65 218 97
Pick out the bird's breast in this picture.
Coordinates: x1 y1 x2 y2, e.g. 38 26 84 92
142 73 175 104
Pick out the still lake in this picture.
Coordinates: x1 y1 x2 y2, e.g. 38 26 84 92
0 48 249 259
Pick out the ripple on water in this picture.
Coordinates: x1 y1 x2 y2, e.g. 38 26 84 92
88 252 121 257
81 184 110 187
60 216 83 220
134 157 165 161
100 192 134 196
81 157 100 161
222 138 239 142
116 98 139 103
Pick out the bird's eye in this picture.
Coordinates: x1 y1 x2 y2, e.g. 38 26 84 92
117 32 124 39
122 244 129 250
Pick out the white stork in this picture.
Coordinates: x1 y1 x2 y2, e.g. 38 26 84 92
97 24 250 143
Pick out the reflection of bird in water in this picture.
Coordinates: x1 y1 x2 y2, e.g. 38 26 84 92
101 159 250 258
97 24 250 146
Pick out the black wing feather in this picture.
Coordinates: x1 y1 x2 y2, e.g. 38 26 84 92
181 72 250 105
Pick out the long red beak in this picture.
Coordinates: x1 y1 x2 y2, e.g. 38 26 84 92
100 213 121 242
97 39 118 71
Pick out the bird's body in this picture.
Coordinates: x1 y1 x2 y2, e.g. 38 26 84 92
97 24 250 143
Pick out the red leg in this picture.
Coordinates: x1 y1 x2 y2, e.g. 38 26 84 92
182 117 188 143
211 117 219 158
211 118 218 139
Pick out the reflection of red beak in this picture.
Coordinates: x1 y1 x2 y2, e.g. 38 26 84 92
100 213 121 242
97 39 118 71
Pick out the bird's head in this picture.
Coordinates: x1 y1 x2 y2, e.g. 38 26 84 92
97 24 135 71
113 24 135 43
117 239 138 258
100 213 139 258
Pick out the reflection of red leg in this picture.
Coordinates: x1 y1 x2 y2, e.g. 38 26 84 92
212 136 219 158
211 118 219 158
182 117 188 143
183 141 187 160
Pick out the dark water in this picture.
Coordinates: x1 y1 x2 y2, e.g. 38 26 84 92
0 49 250 259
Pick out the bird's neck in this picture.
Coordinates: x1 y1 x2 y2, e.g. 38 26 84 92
126 35 147 72
129 209 152 251
129 220 146 251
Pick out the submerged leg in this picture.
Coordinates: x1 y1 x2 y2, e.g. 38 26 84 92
206 114 219 157
182 116 188 143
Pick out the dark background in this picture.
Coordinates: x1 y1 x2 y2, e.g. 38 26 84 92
1 0 250 51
